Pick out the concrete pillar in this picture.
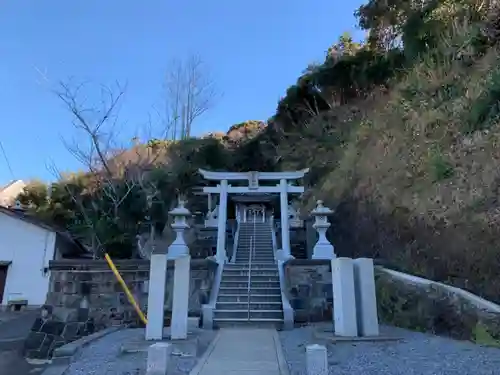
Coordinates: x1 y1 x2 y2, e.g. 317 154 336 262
280 179 291 258
145 253 168 340
331 257 358 337
216 180 228 263
353 258 379 336
306 344 328 375
207 193 212 213
147 342 172 375
170 255 191 340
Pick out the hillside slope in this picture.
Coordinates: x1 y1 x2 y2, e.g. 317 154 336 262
281 9 500 302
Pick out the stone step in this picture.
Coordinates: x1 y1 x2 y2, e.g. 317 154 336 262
234 262 276 266
237 247 273 250
219 280 280 289
222 269 278 277
220 274 279 282
218 287 281 295
236 248 273 251
215 301 283 310
237 251 273 254
214 309 284 320
224 263 277 269
223 267 278 273
238 236 271 238
214 318 283 329
234 254 274 259
238 250 273 252
235 258 276 262
217 294 282 303
238 237 272 241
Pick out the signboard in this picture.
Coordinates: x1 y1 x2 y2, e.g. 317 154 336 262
248 171 259 190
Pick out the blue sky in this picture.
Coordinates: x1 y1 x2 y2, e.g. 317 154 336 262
0 0 365 184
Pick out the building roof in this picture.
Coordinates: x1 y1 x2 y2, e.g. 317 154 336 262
0 206 89 257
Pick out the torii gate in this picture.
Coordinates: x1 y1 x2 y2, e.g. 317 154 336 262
198 168 309 263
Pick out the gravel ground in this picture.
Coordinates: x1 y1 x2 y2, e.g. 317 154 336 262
65 328 216 375
279 324 500 375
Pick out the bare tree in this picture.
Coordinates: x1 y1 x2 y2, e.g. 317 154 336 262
164 55 217 140
48 80 169 258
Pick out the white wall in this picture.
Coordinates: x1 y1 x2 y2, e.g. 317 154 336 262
0 180 26 207
0 213 56 306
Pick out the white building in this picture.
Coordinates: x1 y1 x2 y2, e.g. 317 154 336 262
0 206 87 309
0 180 26 207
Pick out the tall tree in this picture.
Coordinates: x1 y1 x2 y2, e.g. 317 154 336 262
164 55 217 140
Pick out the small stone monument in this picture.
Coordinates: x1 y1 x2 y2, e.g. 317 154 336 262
288 200 303 228
147 342 172 375
353 258 380 336
167 198 191 340
311 200 336 260
306 344 328 375
332 257 358 337
204 204 219 228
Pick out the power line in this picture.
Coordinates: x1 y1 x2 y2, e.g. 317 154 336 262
0 140 15 181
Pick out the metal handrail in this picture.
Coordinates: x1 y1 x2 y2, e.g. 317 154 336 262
247 235 253 320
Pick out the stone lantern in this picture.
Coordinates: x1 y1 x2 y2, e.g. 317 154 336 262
167 199 191 259
311 200 336 260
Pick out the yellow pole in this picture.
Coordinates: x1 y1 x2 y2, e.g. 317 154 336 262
104 253 148 325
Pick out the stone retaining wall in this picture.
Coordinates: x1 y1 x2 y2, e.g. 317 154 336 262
284 259 500 344
24 258 217 359
284 259 333 322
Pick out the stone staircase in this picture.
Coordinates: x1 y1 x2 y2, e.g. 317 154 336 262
213 221 284 328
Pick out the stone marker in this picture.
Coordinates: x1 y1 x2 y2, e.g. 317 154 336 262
306 344 328 375
332 257 358 336
353 258 380 336
145 252 168 340
147 342 172 375
170 255 191 339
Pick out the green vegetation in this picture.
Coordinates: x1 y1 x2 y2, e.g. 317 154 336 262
17 0 500 309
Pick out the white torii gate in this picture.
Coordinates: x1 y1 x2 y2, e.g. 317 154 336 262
198 168 309 263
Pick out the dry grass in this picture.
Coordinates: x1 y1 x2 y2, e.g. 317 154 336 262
295 37 500 301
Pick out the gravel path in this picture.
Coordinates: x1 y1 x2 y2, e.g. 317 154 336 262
279 324 500 375
65 328 216 375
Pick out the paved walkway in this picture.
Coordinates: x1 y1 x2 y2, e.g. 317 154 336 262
191 328 289 375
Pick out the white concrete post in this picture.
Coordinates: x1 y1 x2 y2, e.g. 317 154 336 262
216 179 228 263
147 342 172 375
167 199 191 340
353 258 379 336
332 257 358 337
306 344 328 375
145 252 168 340
170 255 191 339
207 193 212 214
311 200 336 260
280 178 291 258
